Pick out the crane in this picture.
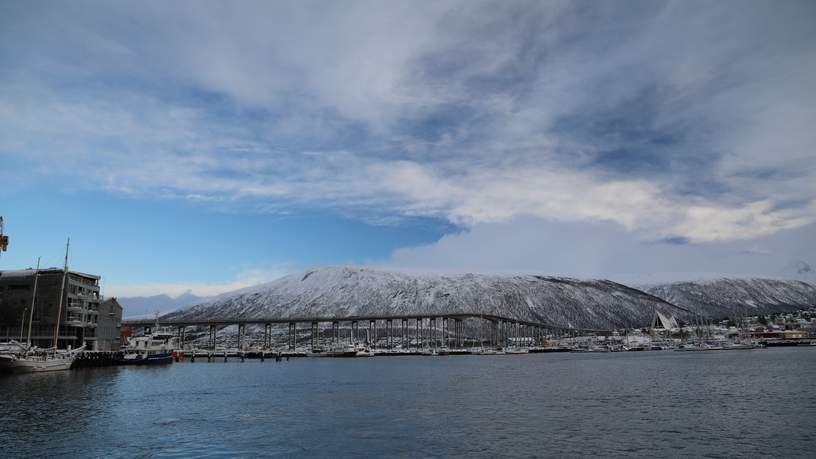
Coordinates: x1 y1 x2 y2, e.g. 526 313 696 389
0 216 8 255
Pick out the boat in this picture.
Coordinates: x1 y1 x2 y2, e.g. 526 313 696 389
528 346 570 353
504 347 529 355
0 245 86 373
324 344 372 357
118 327 177 365
0 346 85 373
474 348 505 355
722 342 756 350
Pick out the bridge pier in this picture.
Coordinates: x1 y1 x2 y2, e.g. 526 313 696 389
209 324 217 350
369 320 376 347
311 321 319 352
402 318 407 349
288 322 296 350
176 326 185 351
264 324 271 349
238 324 246 351
351 321 358 345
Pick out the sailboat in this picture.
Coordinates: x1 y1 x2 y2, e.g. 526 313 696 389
0 240 85 373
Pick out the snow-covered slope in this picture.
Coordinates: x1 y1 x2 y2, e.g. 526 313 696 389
643 278 816 318
165 267 686 329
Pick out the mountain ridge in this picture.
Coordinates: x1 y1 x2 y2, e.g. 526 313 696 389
166 267 685 329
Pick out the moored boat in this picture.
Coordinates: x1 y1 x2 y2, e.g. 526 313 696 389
324 344 372 357
118 328 177 365
504 347 529 355
0 346 85 373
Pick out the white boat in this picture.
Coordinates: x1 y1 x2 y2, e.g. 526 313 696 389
475 348 505 355
119 325 179 365
504 347 529 355
0 346 85 373
722 342 756 350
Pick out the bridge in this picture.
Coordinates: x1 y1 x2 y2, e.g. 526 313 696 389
123 313 607 351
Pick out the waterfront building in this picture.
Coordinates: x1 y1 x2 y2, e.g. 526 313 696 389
0 268 122 350
95 298 123 351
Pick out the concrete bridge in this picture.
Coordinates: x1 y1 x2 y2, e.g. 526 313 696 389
123 313 607 351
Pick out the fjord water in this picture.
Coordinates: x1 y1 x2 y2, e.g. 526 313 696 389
2 349 815 458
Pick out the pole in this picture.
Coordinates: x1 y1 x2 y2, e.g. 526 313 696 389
53 238 69 349
26 257 40 347
19 308 26 342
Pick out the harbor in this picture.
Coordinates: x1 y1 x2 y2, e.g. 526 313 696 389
2 346 815 458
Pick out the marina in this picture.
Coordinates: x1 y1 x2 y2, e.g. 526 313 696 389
2 1 815 456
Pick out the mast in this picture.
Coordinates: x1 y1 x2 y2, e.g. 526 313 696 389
52 238 70 349
20 307 27 342
27 257 41 347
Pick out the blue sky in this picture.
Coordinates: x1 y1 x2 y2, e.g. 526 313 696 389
1 0 815 297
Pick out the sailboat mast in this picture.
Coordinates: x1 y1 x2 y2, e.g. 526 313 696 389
52 238 70 349
20 308 27 342
27 257 41 347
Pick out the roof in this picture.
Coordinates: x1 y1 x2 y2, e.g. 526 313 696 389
0 268 101 280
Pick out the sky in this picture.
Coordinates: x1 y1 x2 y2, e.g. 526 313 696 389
1 0 815 298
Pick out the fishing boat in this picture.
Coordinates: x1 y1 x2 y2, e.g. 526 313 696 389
118 327 177 365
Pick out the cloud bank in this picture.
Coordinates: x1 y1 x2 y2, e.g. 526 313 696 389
2 1 815 249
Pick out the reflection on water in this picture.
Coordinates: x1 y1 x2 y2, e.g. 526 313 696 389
2 349 816 458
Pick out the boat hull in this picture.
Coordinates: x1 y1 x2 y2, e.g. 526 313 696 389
118 352 173 365
0 354 76 373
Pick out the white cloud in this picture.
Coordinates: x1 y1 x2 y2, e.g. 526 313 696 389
104 265 295 298
387 217 816 283
2 0 815 245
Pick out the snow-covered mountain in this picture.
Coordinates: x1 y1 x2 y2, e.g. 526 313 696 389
165 267 687 329
642 278 816 318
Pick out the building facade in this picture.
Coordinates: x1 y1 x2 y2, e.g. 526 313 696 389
95 298 123 351
0 268 121 350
